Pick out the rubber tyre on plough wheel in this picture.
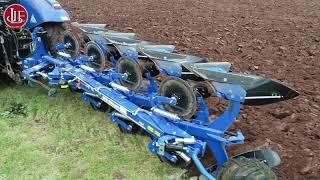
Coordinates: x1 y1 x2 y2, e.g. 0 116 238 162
216 156 277 180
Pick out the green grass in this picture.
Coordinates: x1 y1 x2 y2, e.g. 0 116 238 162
0 86 181 180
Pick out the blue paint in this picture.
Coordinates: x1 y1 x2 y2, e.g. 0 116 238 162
21 0 69 29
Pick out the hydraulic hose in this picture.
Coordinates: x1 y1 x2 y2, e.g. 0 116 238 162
190 149 216 180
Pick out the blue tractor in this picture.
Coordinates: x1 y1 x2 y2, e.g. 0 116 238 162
0 0 69 81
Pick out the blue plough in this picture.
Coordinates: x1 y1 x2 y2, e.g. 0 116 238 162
21 26 292 179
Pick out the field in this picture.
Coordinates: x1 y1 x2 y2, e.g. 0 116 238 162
1 0 320 179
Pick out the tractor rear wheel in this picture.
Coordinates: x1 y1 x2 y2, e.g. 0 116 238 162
41 23 66 57
216 156 277 180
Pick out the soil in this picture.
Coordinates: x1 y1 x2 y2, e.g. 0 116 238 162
59 0 320 179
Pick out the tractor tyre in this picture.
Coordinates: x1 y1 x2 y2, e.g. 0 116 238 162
216 156 277 180
41 23 66 57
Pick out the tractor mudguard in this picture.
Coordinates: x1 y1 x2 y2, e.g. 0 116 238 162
20 0 70 29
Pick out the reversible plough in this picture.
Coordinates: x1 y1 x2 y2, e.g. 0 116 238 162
20 25 298 179
0 1 299 179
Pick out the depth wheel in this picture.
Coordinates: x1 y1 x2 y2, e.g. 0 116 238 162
216 156 277 180
158 77 197 119
116 57 143 91
84 41 106 72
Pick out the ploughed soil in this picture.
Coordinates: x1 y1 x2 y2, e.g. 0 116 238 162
59 0 320 179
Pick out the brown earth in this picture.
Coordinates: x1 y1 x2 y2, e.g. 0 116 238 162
59 0 320 179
